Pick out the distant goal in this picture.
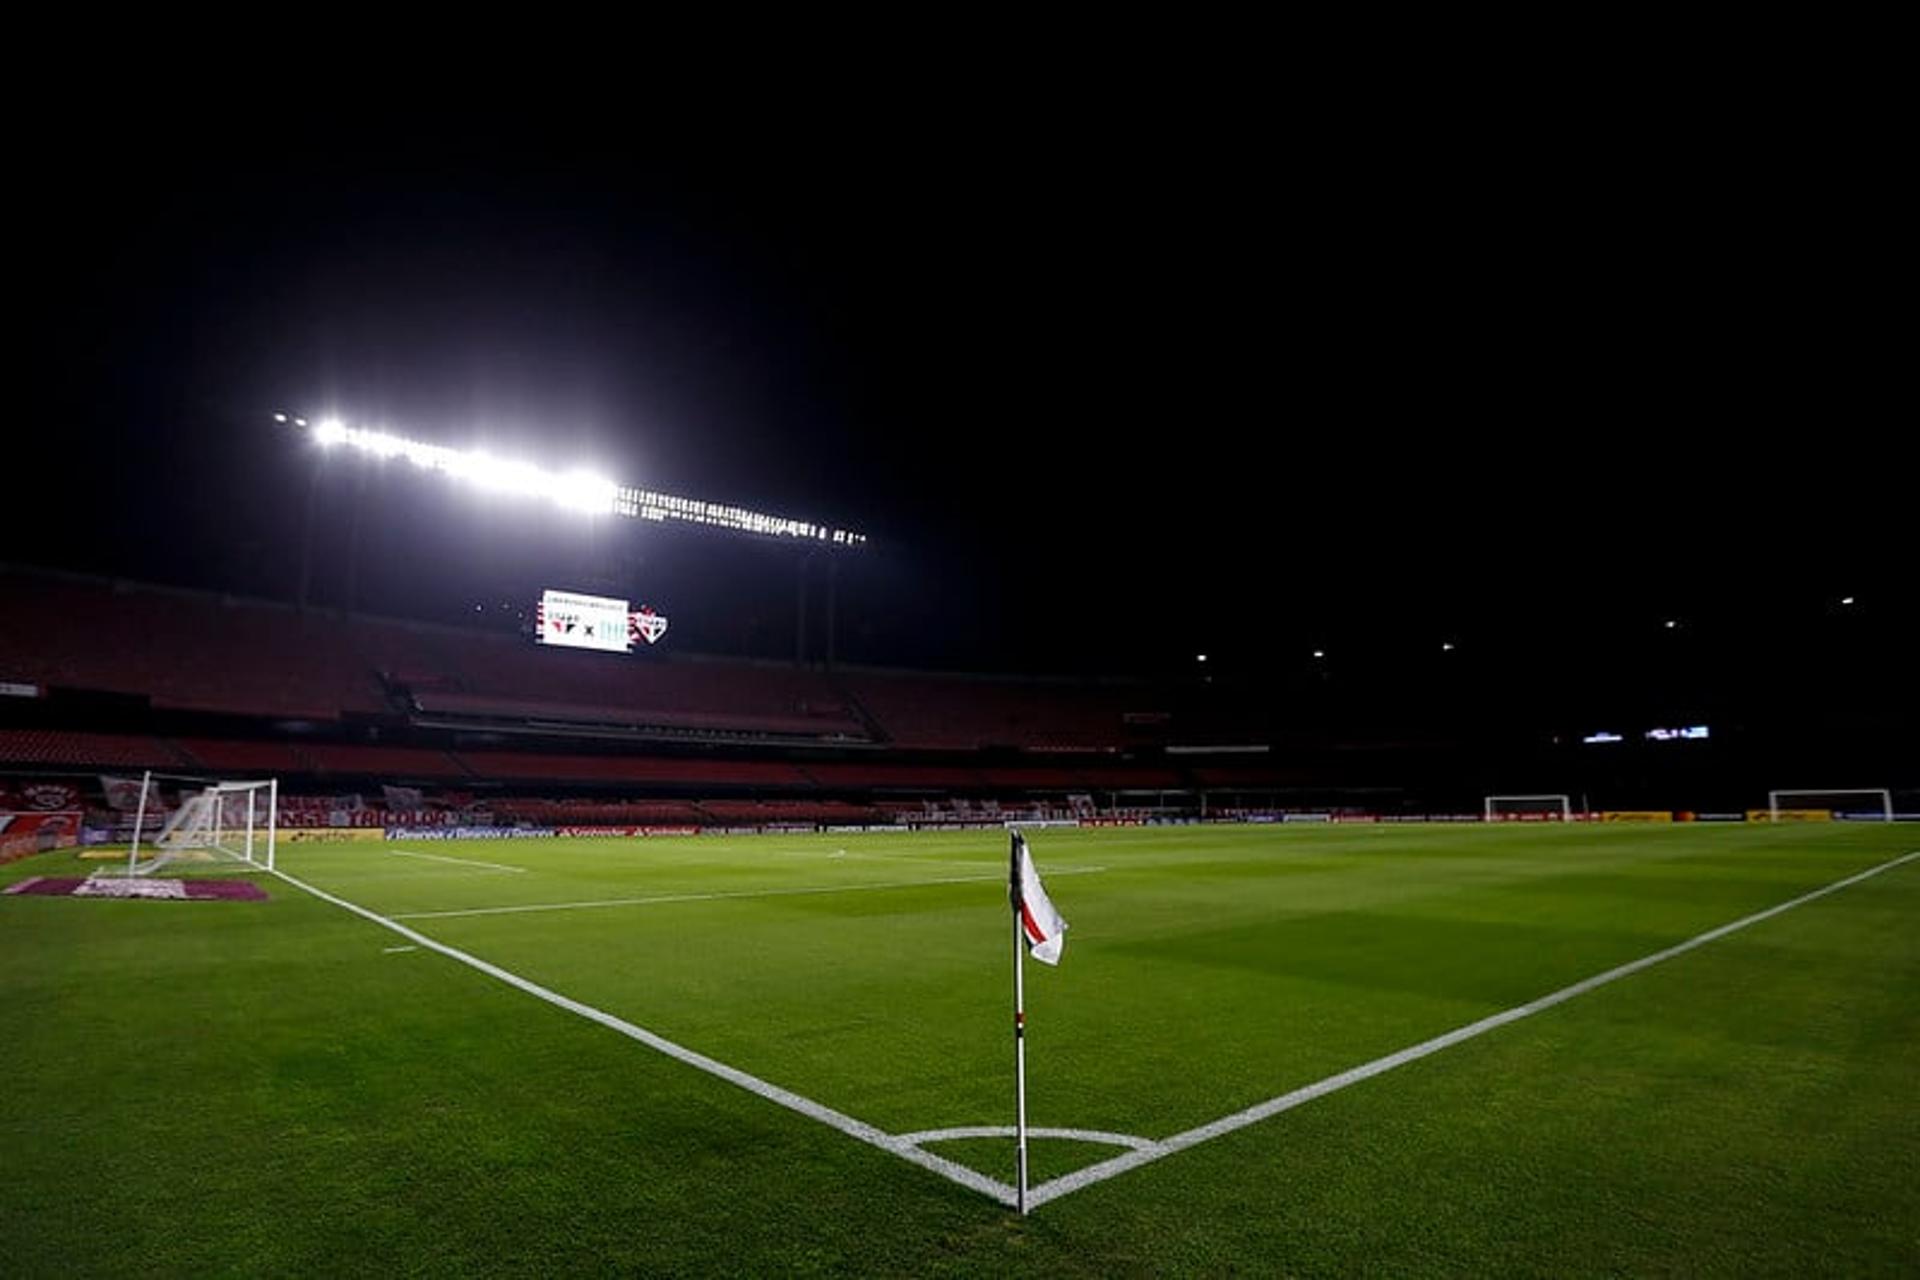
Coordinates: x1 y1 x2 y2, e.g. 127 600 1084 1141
1484 794 1574 822
119 772 279 877
1765 789 1893 822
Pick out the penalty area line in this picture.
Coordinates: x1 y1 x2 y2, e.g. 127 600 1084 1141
388 866 1109 921
1023 847 1920 1210
386 849 528 873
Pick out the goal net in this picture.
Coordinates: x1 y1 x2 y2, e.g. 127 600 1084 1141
1485 794 1574 822
122 777 278 877
1765 789 1893 822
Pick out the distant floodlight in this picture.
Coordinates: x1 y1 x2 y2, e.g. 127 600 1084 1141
1441 642 1455 652
1196 653 1208 663
293 416 308 428
272 411 289 424
1840 596 1855 605
1311 649 1325 659
1664 619 1678 629
314 418 348 447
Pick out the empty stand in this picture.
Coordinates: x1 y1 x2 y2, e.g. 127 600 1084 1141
455 752 810 788
0 730 186 768
300 745 470 779
408 635 866 738
0 574 387 719
841 671 1143 751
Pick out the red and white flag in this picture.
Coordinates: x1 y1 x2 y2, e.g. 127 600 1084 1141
1011 831 1068 965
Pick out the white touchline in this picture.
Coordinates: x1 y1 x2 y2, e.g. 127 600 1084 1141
387 849 528 873
267 865 1020 1209
1020 847 1920 1210
267 847 1917 1215
387 866 1109 921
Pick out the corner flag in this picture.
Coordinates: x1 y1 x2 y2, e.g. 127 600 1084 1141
1011 831 1068 965
1009 829 1070 1215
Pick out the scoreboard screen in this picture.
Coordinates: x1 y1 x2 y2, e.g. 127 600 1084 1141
536 589 632 653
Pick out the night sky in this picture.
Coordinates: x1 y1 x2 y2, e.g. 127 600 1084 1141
14 75 1911 706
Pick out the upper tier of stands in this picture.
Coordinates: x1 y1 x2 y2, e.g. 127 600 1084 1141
0 571 861 740
0 568 1262 751
840 670 1143 751
0 577 389 719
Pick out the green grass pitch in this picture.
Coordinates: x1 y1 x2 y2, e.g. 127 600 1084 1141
3 822 1916 1275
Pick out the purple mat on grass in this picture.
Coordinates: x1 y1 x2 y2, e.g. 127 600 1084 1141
4 877 268 900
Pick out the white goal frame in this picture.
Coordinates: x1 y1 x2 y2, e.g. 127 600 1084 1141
1766 789 1893 822
125 771 278 876
1484 794 1574 822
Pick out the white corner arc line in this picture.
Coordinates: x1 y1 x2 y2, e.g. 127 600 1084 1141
899 1126 1158 1153
388 866 1109 921
386 849 528 873
266 866 1017 1208
1022 848 1920 1210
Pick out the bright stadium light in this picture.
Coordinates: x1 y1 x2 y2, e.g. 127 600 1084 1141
1311 649 1325 659
277 411 866 541
1841 595 1856 605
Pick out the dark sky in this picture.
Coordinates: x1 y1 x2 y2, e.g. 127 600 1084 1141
14 70 1910 687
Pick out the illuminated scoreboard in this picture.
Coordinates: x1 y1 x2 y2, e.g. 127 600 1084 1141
535 589 669 653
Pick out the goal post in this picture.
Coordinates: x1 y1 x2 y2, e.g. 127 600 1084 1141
125 775 278 876
1485 794 1574 822
1766 789 1893 822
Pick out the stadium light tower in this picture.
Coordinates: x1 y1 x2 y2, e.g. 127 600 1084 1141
280 412 867 546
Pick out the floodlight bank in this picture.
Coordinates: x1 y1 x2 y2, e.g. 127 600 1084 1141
285 413 866 544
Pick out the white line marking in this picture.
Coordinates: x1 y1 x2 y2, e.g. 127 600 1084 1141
265 865 1018 1208
386 849 528 873
1022 848 1920 1209
388 866 1109 921
383 945 418 953
267 847 1917 1215
899 1126 1158 1152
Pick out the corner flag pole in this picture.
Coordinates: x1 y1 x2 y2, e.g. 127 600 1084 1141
1011 830 1030 1215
